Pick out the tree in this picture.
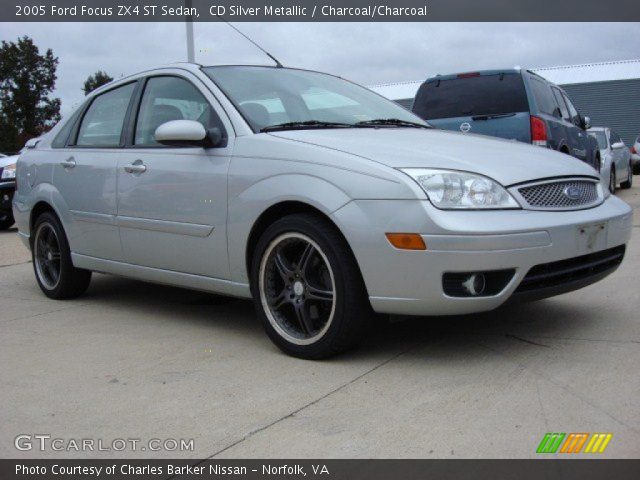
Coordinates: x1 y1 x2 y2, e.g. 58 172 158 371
83 70 113 95
0 36 61 154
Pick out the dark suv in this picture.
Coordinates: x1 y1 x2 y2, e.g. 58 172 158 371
411 69 599 169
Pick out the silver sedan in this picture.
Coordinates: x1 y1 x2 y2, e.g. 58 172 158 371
13 64 632 358
588 127 633 193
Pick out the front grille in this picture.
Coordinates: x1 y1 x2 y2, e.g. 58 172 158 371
517 180 599 209
515 245 625 294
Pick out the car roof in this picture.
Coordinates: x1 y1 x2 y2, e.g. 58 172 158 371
587 127 607 132
88 63 343 97
424 68 524 83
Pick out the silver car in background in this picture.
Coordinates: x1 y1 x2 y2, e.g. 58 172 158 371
588 127 633 193
13 64 632 358
631 134 640 174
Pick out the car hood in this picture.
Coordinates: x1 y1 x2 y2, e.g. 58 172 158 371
268 128 597 186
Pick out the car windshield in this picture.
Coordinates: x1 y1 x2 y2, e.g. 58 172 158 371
589 131 608 150
203 66 427 132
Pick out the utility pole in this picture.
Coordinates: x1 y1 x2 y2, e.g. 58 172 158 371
185 0 195 62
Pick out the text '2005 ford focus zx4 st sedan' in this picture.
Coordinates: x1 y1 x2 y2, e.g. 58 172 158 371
13 64 632 358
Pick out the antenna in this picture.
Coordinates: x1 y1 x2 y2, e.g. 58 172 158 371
219 19 284 68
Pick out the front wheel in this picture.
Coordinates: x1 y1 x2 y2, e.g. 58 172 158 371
251 214 370 359
620 162 633 189
32 212 92 299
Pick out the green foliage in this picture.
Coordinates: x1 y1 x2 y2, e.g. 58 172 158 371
0 36 61 154
83 70 113 95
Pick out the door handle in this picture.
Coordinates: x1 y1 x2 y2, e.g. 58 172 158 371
60 157 76 169
124 162 147 174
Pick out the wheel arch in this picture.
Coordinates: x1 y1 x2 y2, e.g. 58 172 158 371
245 200 359 282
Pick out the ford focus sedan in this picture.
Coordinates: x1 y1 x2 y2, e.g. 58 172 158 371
13 64 632 358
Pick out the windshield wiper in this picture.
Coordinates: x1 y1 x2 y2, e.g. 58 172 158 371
471 113 516 121
260 120 353 132
355 118 431 129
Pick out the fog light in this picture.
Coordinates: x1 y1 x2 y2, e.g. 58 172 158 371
462 273 486 296
442 269 515 297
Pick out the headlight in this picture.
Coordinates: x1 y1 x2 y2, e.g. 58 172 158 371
1 163 16 180
400 168 520 209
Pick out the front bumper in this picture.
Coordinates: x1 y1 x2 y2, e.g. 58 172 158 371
331 195 632 316
0 181 16 214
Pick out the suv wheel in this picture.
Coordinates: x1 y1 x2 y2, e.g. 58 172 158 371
32 212 92 299
251 213 369 359
0 212 14 230
621 163 633 189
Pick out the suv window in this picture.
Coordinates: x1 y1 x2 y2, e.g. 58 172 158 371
76 83 136 147
610 131 623 145
134 76 223 146
550 87 570 120
412 73 529 120
529 77 558 116
561 92 581 126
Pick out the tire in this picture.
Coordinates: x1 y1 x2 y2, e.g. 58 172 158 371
620 162 633 189
32 212 92 299
609 168 616 194
0 212 14 230
250 213 370 359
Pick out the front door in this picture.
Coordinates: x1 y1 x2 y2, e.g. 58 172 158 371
116 74 232 279
53 81 137 261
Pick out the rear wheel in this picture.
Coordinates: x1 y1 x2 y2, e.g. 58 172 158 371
32 212 91 299
621 162 633 189
251 214 370 359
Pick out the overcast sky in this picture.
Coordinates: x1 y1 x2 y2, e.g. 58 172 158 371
2 22 639 115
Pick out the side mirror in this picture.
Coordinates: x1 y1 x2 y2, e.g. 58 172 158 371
155 120 205 147
612 141 625 149
583 116 591 130
552 107 562 119
155 120 224 148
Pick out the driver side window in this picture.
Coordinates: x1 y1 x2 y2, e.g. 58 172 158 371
134 76 224 146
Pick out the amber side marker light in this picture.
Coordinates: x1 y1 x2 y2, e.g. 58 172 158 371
385 233 427 250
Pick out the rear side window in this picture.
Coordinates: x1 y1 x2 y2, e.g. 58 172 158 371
76 83 135 147
52 107 84 148
134 76 224 146
412 73 528 120
529 78 558 116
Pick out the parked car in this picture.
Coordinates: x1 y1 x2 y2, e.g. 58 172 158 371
631 135 640 174
411 69 600 169
0 154 17 230
14 64 632 358
588 127 633 193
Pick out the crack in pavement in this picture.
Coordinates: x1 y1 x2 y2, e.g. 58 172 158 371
476 340 640 434
204 345 417 460
505 334 550 348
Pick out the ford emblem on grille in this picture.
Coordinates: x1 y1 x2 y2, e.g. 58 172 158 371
563 185 582 201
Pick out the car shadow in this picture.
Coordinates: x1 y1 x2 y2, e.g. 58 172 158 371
82 273 595 362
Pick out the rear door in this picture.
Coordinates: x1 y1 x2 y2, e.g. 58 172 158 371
560 91 590 163
412 72 531 142
52 81 138 261
116 73 233 279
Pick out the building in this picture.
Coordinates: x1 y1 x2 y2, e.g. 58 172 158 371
369 59 640 145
